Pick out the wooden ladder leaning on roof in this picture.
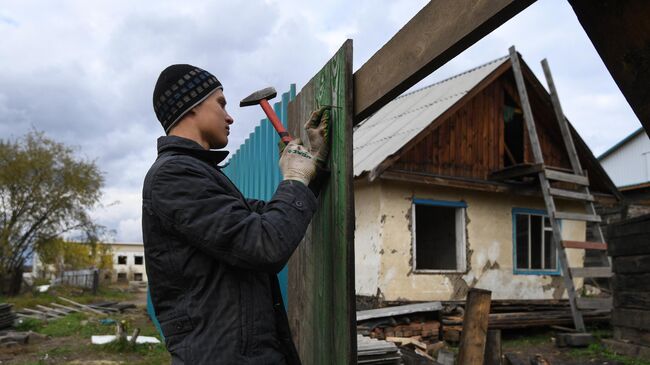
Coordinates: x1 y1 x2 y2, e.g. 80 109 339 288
508 46 612 333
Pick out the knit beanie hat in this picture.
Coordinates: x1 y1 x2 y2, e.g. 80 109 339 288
153 64 223 133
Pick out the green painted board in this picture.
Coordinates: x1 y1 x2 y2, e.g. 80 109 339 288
287 40 356 364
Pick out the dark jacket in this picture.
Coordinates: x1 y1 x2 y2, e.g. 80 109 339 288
142 136 317 364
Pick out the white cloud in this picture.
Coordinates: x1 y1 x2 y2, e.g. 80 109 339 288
0 0 643 241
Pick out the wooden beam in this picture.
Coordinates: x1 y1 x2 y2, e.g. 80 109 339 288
544 169 590 186
484 330 502 365
287 40 356 365
380 169 541 196
488 163 544 181
548 187 594 202
570 267 612 278
353 0 535 123
562 240 607 250
568 0 650 135
458 288 492 365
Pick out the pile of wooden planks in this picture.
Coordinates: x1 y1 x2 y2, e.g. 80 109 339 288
356 335 402 365
440 299 609 339
357 302 444 362
15 296 136 320
0 303 17 330
603 214 650 359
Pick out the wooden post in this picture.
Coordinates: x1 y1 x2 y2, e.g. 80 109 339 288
92 269 99 295
287 40 356 364
484 329 502 365
458 288 492 365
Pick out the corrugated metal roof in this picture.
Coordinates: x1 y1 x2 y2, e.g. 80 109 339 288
353 56 510 178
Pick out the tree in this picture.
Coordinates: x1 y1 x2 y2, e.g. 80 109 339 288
0 131 104 295
36 237 114 277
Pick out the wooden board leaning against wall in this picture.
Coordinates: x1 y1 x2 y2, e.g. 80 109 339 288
287 40 356 365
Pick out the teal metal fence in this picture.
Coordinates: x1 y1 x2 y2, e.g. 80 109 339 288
222 84 296 304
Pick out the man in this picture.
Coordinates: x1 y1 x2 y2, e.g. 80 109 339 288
143 64 328 364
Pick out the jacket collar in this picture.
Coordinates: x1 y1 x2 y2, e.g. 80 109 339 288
157 135 229 165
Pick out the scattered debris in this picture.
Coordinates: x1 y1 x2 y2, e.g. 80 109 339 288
0 330 49 348
555 332 595 347
15 297 137 321
35 284 50 293
357 302 443 321
90 335 160 345
436 349 455 365
356 334 401 364
0 303 17 330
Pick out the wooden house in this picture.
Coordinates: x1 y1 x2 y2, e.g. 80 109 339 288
353 54 620 302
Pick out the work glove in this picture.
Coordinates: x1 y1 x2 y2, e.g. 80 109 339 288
279 138 318 186
276 106 331 159
304 106 331 166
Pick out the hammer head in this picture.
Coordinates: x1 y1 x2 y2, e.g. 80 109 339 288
240 86 277 107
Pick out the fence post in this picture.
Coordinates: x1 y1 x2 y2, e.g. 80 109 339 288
92 269 99 295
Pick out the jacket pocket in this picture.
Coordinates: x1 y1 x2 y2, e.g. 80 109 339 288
160 314 194 337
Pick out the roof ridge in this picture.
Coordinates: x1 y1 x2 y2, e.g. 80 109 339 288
355 55 509 130
394 54 509 101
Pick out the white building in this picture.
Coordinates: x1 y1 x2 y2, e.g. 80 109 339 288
599 127 650 189
107 242 148 283
598 127 650 217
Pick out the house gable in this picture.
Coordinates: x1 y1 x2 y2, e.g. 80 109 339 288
384 60 616 196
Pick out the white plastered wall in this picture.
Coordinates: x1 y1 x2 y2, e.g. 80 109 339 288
354 179 585 301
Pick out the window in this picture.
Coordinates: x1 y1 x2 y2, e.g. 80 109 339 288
117 273 127 282
513 208 559 275
117 256 127 265
134 256 143 265
412 199 467 272
133 273 143 281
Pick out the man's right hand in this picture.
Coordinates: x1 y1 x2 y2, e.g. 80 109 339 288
279 138 318 186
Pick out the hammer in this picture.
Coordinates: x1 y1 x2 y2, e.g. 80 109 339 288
240 87 292 144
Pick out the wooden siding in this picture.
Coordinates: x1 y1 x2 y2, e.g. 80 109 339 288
392 72 575 180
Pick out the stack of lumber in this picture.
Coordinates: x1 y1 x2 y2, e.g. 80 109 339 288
440 299 609 339
357 334 402 364
15 296 136 320
0 303 17 330
603 214 650 359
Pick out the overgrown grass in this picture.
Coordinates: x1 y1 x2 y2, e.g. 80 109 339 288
15 312 114 337
13 309 170 365
570 343 650 365
0 284 134 310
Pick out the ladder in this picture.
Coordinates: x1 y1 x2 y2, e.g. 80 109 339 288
508 46 612 332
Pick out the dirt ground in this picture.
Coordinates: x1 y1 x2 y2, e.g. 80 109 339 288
0 285 170 365
500 328 648 365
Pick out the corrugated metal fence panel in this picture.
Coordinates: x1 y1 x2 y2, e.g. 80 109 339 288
222 84 296 304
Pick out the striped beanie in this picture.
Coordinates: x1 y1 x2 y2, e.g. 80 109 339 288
153 64 222 133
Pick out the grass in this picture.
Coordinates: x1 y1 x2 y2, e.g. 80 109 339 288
570 343 650 365
11 306 170 365
15 312 115 337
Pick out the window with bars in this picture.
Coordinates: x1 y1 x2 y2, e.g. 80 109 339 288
512 208 560 275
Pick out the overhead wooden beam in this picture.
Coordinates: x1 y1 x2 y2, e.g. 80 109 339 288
569 0 650 135
353 0 535 123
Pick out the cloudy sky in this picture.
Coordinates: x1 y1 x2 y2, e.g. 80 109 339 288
0 0 642 243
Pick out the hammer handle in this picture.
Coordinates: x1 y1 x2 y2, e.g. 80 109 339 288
259 99 292 144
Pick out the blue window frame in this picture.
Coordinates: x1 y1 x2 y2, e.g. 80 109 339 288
512 208 560 275
412 198 468 273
